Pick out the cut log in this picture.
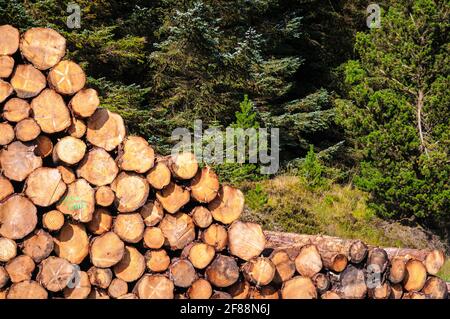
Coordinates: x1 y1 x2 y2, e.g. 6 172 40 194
90 232 125 268
208 186 244 224
0 195 37 240
228 221 265 261
42 210 65 232
113 213 145 244
295 244 323 278
242 257 276 286
337 265 367 299
249 286 280 299
143 227 165 249
390 283 403 299
10 64 46 98
146 161 171 190
31 89 71 133
57 178 95 222
188 278 213 299
424 250 445 276
95 186 115 207
87 267 113 289
228 280 251 299
54 222 89 264
48 60 86 95
0 175 14 201
117 136 155 173
156 182 190 214
389 256 406 284
312 273 330 294
7 280 48 299
133 274 174 299
188 242 215 269
87 208 113 235
321 291 341 299
169 152 198 180
169 259 197 288
86 108 126 151
69 88 99 118
76 147 118 186
63 271 91 299
190 166 220 203
108 278 128 298
403 292 427 299
57 165 76 184
145 249 170 273
191 206 213 229
87 288 110 299
140 201 164 227
367 248 389 274
205 255 239 288
3 98 31 122
0 237 17 262
159 212 195 250
25 167 67 207
0 56 14 78
111 172 149 213
22 230 54 263
403 259 427 292
281 276 317 299
0 80 13 103
37 256 74 292
421 276 448 299
201 224 228 252
0 25 19 55
0 267 8 289
368 282 391 299
15 118 41 142
117 293 137 299
53 136 86 165
68 118 87 138
5 255 35 283
20 27 66 70
0 122 15 145
211 291 232 299
270 250 295 284
35 136 53 158
113 246 145 282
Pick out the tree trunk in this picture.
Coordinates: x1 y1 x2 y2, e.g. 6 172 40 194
0 141 42 182
53 136 86 165
31 89 71 133
63 271 91 299
228 280 251 299
3 98 30 122
5 255 35 283
312 273 330 294
0 79 13 102
94 186 115 207
191 206 213 228
143 227 165 249
10 64 46 98
35 136 53 158
117 136 155 174
389 256 406 284
159 212 195 250
422 277 448 299
201 224 228 252
89 232 125 268
294 244 323 278
113 213 145 244
145 249 170 273
146 161 171 190
188 242 216 269
403 259 427 292
228 221 265 261
270 250 295 284
68 118 87 138
336 265 367 299
15 118 41 142
0 175 14 201
281 276 317 299
57 178 95 223
188 278 213 299
0 195 37 240
87 267 113 289
86 109 126 151
108 278 128 299
77 147 118 186
42 210 65 232
0 122 14 145
0 56 14 78
140 201 164 227
133 274 174 299
37 256 74 292
69 88 99 118
113 246 145 283
111 172 149 213
22 229 54 263
7 280 48 299
25 167 67 207
47 60 86 95
86 208 113 235
208 185 244 224
206 255 240 288
190 166 220 203
242 257 276 286
0 237 17 263
156 182 190 214
169 152 198 180
0 25 19 55
368 282 391 299
169 259 197 288
54 222 89 264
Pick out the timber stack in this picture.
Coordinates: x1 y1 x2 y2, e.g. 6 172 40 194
0 25 448 299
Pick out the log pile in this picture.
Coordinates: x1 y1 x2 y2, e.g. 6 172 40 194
0 25 448 299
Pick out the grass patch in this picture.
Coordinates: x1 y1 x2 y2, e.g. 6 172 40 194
437 259 450 282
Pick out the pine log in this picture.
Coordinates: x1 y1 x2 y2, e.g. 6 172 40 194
3 98 31 122
95 186 115 207
390 283 403 299
31 89 71 133
0 122 14 145
169 152 198 180
108 278 128 298
145 249 170 273
20 27 66 70
37 256 74 292
321 291 341 299
7 280 48 299
68 118 87 138
63 271 91 299
191 206 213 228
42 210 65 232
113 245 146 282
86 108 126 151
0 79 13 102
368 282 391 299
169 259 197 288
113 212 145 243
0 175 14 201
69 88 99 118
54 222 89 264
0 267 9 289
249 286 280 299
295 244 323 278
77 147 118 186
423 250 446 276
228 221 265 261
0 195 37 240
0 25 19 55
156 182 190 214
87 288 110 299
211 291 232 299
22 229 54 263
143 227 165 249
87 208 113 235
188 242 216 269
35 136 53 158
403 259 427 292
270 250 296 284
403 292 427 299
146 161 171 190
190 166 219 203
421 276 448 299
57 165 76 184
118 136 155 173
15 118 41 142
281 276 317 299
228 280 251 299
90 232 125 268
159 212 195 250
208 186 244 224
140 201 164 227
0 237 17 262
367 248 389 274
10 64 46 98
117 293 138 299
48 60 86 95
0 56 14 78
242 257 276 286
53 136 86 165
5 255 35 283
312 273 331 294
201 223 228 252
133 274 174 299
87 266 113 289
336 265 367 299
188 278 213 299
389 256 406 284
205 255 239 288
25 167 67 207
111 172 149 213
57 179 95 222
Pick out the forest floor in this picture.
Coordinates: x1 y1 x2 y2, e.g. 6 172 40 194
240 175 450 280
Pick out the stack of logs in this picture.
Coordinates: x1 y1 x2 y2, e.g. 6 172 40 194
0 25 448 299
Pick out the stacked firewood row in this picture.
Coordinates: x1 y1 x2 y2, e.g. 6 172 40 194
0 25 448 299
